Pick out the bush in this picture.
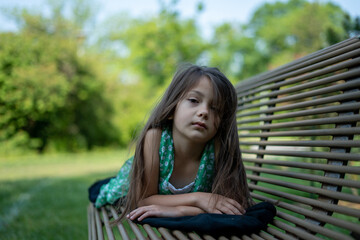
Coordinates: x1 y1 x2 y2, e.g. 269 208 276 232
0 33 119 153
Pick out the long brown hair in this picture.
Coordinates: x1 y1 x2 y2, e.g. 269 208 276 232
119 64 253 219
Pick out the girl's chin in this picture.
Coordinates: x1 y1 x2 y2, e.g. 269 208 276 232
187 133 213 143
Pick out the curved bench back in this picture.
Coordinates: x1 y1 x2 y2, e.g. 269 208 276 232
236 36 360 240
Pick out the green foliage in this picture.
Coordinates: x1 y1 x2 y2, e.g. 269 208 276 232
209 0 360 80
113 82 162 146
1 0 360 153
207 23 270 82
246 0 359 67
0 32 118 153
8 0 97 38
108 10 207 87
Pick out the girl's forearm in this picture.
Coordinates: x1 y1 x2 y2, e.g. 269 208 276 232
176 205 205 216
138 192 245 215
138 192 204 208
127 204 205 221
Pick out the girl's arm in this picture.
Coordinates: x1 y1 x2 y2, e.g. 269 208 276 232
129 192 245 221
139 192 245 215
128 205 205 221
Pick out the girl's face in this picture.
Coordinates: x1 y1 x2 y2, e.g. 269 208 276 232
172 76 220 144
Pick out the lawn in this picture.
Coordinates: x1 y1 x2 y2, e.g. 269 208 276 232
0 150 129 240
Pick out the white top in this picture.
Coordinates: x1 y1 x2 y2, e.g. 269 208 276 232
168 181 195 194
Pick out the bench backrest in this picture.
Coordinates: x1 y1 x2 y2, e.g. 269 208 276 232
236 36 360 240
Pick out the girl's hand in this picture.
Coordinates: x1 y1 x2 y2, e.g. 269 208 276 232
127 205 182 221
194 192 246 215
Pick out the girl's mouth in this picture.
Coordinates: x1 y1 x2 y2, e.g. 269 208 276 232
193 122 207 129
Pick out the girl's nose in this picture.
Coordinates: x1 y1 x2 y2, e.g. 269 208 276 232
198 107 209 119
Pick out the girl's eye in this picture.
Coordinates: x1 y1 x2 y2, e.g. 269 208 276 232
188 98 198 103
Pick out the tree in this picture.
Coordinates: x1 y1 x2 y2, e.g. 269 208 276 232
104 4 207 87
207 23 269 82
0 0 118 152
246 0 360 68
208 0 360 82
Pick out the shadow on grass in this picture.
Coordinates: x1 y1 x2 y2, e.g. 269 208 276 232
0 172 113 240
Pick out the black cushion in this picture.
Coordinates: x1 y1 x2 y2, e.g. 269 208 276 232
138 202 276 236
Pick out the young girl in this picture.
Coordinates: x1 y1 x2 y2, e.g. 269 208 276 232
91 64 253 222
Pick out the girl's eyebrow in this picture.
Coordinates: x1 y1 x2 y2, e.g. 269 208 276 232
188 90 204 97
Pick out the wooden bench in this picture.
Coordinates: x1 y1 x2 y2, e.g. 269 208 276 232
87 36 360 240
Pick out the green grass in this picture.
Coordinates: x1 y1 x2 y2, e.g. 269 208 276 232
0 150 129 240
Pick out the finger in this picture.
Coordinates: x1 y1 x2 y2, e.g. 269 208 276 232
130 206 163 221
137 210 153 221
234 204 246 214
128 208 141 218
137 208 164 221
225 198 240 209
213 209 223 214
213 200 235 215
224 203 241 215
217 199 245 215
205 205 221 214
131 210 150 221
128 210 142 220
226 199 246 214
129 208 148 221
219 200 241 215
218 205 236 215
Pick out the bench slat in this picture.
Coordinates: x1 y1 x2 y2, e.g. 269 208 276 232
265 226 298 240
241 37 358 87
240 127 360 138
238 85 360 116
242 234 263 240
188 232 203 240
237 103 360 125
93 205 104 240
250 184 360 218
258 231 278 240
252 193 360 233
241 235 254 240
202 235 217 240
244 149 360 162
238 115 360 130
143 224 161 240
248 174 360 203
237 46 360 95
109 206 130 240
126 218 147 240
88 204 97 240
240 139 360 148
244 157 360 173
272 219 325 240
276 211 353 240
100 207 115 240
247 166 360 188
238 67 360 106
173 230 191 239
158 227 177 240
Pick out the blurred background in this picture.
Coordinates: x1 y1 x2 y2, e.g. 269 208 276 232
0 0 359 239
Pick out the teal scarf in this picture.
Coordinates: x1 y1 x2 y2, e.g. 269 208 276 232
158 127 215 194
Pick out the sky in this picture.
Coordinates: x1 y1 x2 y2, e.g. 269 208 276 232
0 0 359 38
